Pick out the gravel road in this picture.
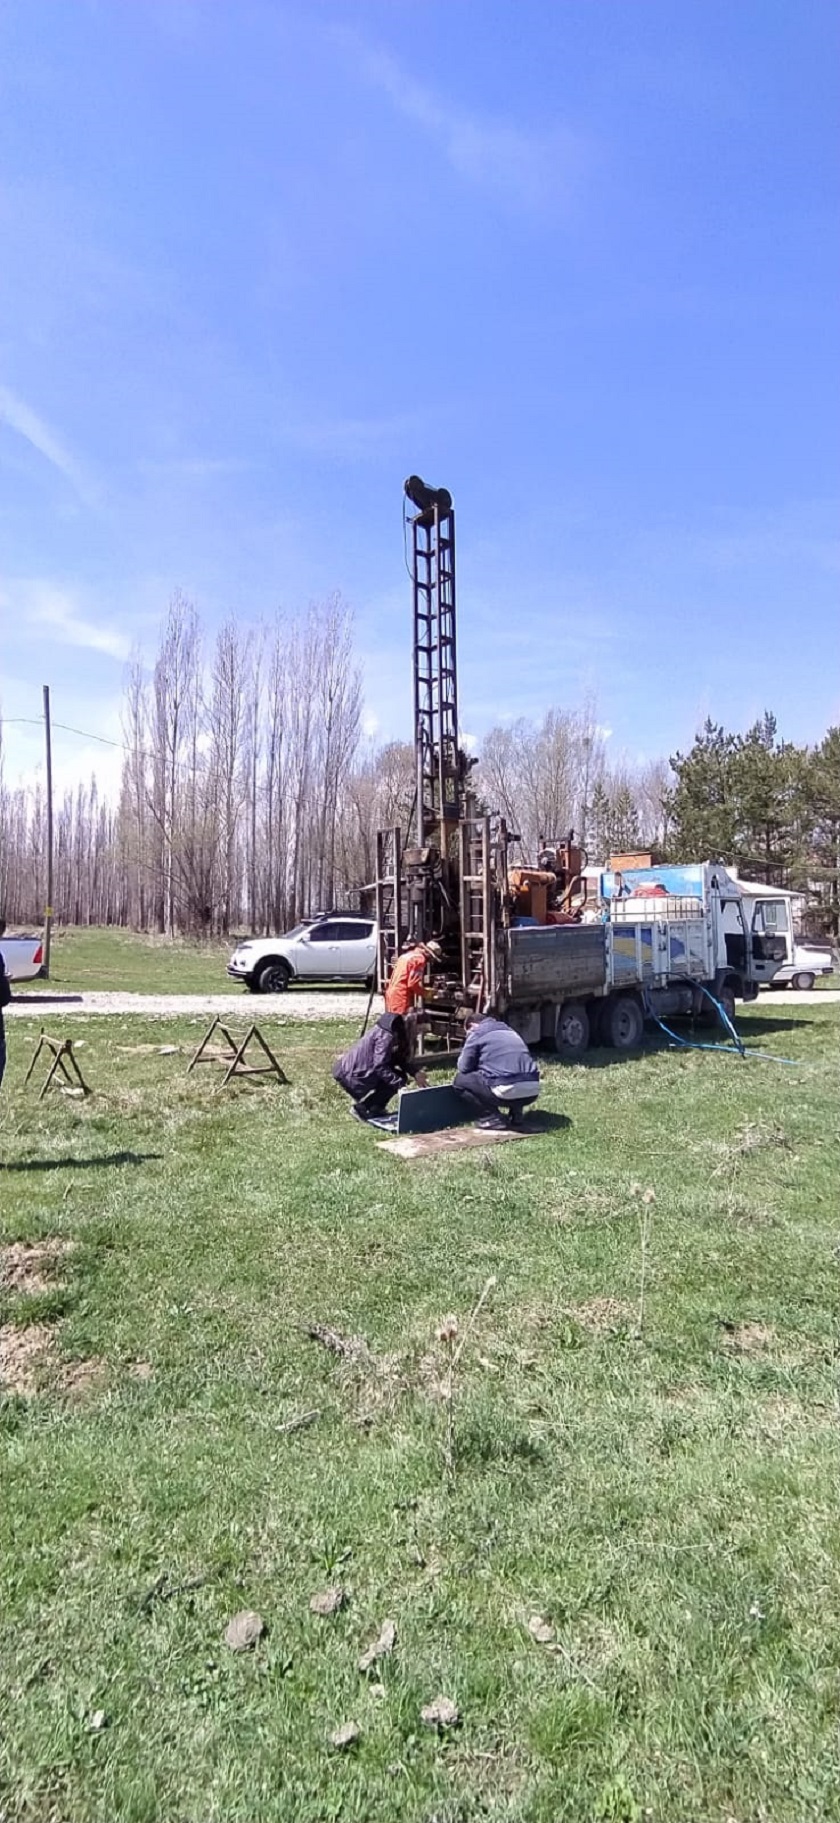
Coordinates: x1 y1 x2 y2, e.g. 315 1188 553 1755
6 989 836 1019
7 990 380 1020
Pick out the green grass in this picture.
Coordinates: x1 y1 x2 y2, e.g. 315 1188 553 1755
1 999 839 1822
15 926 244 996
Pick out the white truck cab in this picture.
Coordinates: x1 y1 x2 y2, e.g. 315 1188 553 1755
737 883 835 990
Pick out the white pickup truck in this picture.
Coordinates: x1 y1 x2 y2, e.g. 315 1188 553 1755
0 932 44 983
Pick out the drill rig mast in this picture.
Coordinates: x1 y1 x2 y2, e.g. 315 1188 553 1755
403 474 471 946
375 476 503 1013
406 474 462 866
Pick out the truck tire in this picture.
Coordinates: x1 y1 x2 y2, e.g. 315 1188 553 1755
791 971 815 992
605 993 644 1051
554 1000 590 1058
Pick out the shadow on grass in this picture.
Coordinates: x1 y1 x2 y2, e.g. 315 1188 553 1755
0 1151 162 1173
735 1014 814 1035
455 1421 545 1470
539 1011 813 1071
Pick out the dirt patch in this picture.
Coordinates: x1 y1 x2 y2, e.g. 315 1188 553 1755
305 1322 404 1424
713 1121 791 1176
128 1359 154 1381
754 1396 807 1437
551 1187 624 1228
59 1357 108 1398
0 1324 55 1394
565 1297 636 1335
416 1350 449 1403
722 1197 778 1229
571 1614 624 1675
0 1239 74 1296
450 1744 527 1803
720 1320 775 1354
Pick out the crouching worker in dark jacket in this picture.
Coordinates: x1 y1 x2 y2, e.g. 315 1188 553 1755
454 1013 540 1130
333 1012 428 1123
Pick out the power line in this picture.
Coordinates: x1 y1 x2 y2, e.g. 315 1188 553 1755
1 716 124 747
1 712 231 780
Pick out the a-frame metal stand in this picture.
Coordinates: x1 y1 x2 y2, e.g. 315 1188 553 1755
24 1032 91 1101
186 1017 288 1088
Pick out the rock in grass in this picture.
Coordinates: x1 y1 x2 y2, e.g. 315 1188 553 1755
224 1610 266 1651
527 1614 555 1644
358 1617 397 1672
329 1720 361 1750
309 1585 346 1618
420 1694 460 1730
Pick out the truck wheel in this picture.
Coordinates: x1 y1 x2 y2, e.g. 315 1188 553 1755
554 1000 590 1058
255 958 291 994
791 971 815 992
605 994 644 1051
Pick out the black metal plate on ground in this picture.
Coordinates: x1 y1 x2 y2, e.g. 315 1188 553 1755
396 1084 471 1135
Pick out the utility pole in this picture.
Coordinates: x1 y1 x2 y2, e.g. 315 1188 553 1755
43 684 54 977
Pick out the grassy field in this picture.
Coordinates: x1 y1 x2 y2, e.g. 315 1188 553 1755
13 927 241 996
1 995 839 1822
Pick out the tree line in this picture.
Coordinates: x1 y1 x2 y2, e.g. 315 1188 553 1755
666 714 840 935
1 596 837 936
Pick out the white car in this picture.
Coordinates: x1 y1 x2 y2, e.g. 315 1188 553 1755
0 933 44 982
769 939 835 992
228 915 378 993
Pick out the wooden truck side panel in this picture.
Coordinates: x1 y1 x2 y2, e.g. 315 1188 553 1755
505 924 607 1003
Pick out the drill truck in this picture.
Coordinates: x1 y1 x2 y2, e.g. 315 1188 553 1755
374 477 785 1056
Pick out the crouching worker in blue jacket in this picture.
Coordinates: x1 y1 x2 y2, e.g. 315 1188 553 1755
333 1012 428 1123
454 1012 540 1131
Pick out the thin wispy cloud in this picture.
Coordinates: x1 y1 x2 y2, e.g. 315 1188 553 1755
0 384 99 506
342 36 590 217
1 581 131 662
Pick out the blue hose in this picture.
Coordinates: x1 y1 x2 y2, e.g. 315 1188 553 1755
642 980 801 1065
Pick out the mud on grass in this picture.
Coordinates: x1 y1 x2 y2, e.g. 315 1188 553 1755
0 1004 839 1822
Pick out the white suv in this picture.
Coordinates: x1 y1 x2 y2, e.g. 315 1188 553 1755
227 916 378 993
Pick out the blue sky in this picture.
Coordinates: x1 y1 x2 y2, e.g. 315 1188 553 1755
2 0 838 796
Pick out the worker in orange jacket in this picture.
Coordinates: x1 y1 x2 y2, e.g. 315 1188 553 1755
384 938 443 1015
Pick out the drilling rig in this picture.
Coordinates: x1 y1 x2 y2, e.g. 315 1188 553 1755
374 475 506 1021
374 477 781 1054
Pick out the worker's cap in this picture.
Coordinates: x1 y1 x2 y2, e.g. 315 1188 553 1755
424 940 443 960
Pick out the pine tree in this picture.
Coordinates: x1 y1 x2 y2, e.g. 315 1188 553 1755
666 721 740 860
730 713 795 882
807 727 840 936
